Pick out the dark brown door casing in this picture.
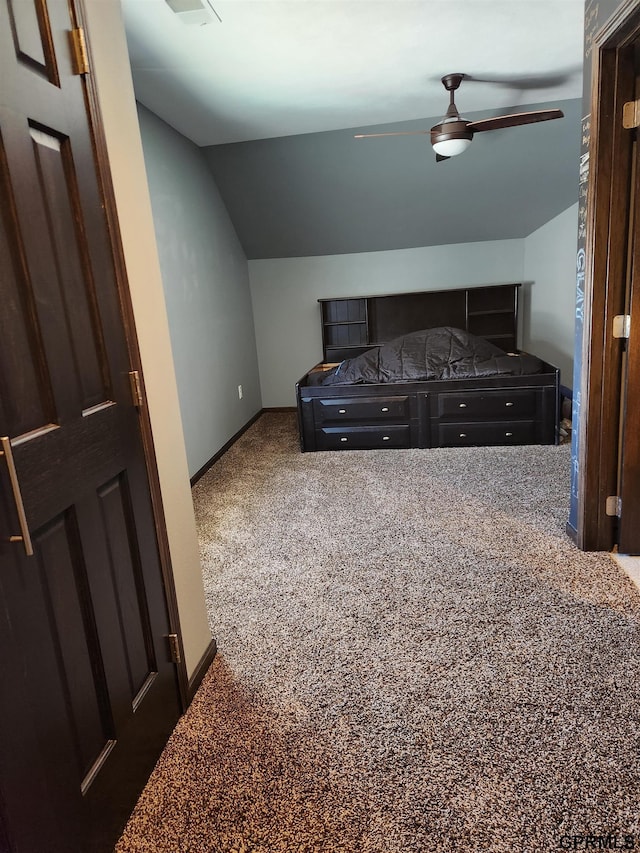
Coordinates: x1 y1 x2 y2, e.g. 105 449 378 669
618 59 640 551
0 0 182 849
577 5 640 554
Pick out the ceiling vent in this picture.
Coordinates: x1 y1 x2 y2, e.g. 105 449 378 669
164 0 220 26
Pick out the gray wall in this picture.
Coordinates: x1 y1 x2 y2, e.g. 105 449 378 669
249 239 526 407
523 204 579 388
137 105 261 476
249 207 578 407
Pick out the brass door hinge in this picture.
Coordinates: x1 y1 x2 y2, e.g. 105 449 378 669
168 633 181 664
606 496 622 517
69 27 89 75
128 370 144 409
623 99 640 129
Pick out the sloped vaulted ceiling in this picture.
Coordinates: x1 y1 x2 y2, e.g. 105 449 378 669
203 97 582 259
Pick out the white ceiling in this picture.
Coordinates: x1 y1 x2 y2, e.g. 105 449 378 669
121 0 586 147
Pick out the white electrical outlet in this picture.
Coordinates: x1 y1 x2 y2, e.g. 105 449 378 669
237 384 243 399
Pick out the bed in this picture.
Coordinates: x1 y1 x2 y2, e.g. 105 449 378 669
295 283 560 452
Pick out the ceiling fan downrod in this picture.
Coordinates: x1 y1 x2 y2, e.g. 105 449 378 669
441 73 465 118
430 74 473 158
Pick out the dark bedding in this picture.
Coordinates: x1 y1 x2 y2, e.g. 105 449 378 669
310 327 545 386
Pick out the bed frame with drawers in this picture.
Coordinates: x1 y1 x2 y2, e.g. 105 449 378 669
295 283 560 452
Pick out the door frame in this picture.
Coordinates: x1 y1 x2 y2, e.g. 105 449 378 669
74 0 191 706
577 1 640 552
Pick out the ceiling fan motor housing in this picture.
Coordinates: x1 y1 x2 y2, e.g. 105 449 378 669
430 118 473 147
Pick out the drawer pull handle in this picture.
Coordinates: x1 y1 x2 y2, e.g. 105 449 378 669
505 402 514 407
458 403 467 408
338 409 346 414
459 433 467 438
382 436 390 441
381 407 389 412
505 432 513 437
340 437 348 442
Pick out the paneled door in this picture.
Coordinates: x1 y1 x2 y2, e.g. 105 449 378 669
0 0 182 850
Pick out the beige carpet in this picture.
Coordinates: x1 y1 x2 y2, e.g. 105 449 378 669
116 413 640 852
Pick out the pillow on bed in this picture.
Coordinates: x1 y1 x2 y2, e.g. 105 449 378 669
317 326 544 385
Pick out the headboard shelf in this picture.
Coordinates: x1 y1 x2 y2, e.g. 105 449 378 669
318 283 521 362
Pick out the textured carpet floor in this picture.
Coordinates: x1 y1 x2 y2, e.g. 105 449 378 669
116 413 640 853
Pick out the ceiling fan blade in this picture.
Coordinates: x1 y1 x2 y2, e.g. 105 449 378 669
463 72 575 90
435 153 450 163
468 109 564 133
354 130 428 139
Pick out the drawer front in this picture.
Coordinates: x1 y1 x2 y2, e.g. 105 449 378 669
437 389 537 419
317 425 411 450
314 395 410 423
438 420 536 447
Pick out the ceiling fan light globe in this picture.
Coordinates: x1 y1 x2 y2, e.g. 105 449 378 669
430 117 473 157
432 137 472 157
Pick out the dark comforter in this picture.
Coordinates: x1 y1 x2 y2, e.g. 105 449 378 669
313 327 544 386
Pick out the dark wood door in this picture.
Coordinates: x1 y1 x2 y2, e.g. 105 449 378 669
618 50 640 553
0 0 182 850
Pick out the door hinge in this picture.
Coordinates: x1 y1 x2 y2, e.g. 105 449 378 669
606 495 622 517
623 99 640 129
69 27 89 75
128 370 144 409
168 633 181 664
613 314 631 339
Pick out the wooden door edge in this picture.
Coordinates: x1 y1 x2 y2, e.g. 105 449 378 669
71 0 189 710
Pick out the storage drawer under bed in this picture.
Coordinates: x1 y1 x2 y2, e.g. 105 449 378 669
313 395 411 423
437 420 536 447
316 424 412 450
435 388 538 419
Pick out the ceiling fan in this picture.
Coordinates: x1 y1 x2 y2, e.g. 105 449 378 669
354 73 564 162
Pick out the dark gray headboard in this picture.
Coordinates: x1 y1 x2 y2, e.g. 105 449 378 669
318 283 521 362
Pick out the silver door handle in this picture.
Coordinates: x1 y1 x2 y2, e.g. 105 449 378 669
0 436 34 556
